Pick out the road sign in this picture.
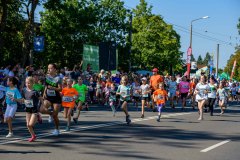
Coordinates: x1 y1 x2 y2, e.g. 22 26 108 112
34 36 44 52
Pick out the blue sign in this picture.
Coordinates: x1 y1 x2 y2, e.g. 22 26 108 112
34 36 44 52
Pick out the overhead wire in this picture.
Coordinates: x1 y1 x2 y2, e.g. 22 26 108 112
123 1 239 47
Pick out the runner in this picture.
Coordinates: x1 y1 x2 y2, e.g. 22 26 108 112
194 75 209 120
168 76 177 109
40 64 62 136
109 83 117 116
116 75 132 125
230 83 238 103
189 78 197 109
4 77 22 138
132 78 141 111
95 78 103 105
207 76 217 116
153 83 168 122
0 84 5 124
217 83 227 115
178 76 190 111
87 77 96 104
140 77 151 118
33 73 44 124
149 68 163 111
22 77 42 142
73 76 88 124
61 78 78 131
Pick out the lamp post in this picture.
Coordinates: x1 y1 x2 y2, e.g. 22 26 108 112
187 16 209 78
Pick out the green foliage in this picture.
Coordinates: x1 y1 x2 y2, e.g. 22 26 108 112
0 0 24 65
197 55 203 65
131 0 182 73
224 49 240 81
40 0 129 68
203 52 211 65
190 54 196 62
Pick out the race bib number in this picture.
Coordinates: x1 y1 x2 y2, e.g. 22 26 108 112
199 90 204 97
121 92 126 97
182 84 189 89
89 86 93 91
78 92 83 97
62 96 73 102
157 95 164 100
47 89 56 96
6 92 14 99
24 100 34 108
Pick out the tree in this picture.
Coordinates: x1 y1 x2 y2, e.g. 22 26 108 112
190 54 196 62
0 0 24 66
224 18 240 81
131 0 182 73
40 0 129 68
197 55 203 65
224 49 240 81
21 0 42 66
203 52 211 66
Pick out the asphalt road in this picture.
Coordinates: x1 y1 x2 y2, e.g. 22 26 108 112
0 101 240 160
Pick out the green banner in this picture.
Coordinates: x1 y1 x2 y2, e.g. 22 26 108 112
82 45 99 73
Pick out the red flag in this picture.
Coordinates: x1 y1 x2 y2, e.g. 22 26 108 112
230 60 236 80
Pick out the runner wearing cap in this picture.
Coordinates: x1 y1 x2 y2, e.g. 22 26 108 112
149 68 164 111
140 77 151 118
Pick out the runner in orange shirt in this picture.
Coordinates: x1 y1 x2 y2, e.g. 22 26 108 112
190 78 196 109
61 79 78 131
153 83 168 122
150 68 164 111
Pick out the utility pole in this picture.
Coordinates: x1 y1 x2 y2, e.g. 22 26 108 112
216 44 219 78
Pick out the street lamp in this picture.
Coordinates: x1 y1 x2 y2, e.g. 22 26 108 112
187 16 209 78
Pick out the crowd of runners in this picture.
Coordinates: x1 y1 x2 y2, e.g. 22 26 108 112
0 63 239 142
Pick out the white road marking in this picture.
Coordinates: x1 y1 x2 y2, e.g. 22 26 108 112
0 112 192 145
200 140 231 152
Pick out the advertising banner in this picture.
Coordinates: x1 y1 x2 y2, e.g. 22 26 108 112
82 45 99 73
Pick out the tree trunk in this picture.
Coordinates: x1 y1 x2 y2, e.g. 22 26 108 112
0 0 8 62
22 0 39 66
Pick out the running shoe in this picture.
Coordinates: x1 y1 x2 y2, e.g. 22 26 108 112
52 129 60 136
156 115 161 122
85 105 89 111
28 135 37 142
198 117 203 120
141 114 144 118
126 115 131 125
73 118 78 124
152 107 157 112
48 115 53 123
65 126 70 131
6 132 13 138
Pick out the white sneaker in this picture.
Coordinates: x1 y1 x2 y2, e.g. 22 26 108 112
48 115 53 123
198 117 203 121
6 132 13 138
52 129 60 136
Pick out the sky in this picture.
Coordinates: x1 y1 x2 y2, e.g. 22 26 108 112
35 0 240 69
123 0 240 69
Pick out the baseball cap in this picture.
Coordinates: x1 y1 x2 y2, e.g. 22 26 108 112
152 68 158 72
141 77 147 81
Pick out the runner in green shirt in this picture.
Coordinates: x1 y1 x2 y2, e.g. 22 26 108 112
33 74 44 124
73 76 88 123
